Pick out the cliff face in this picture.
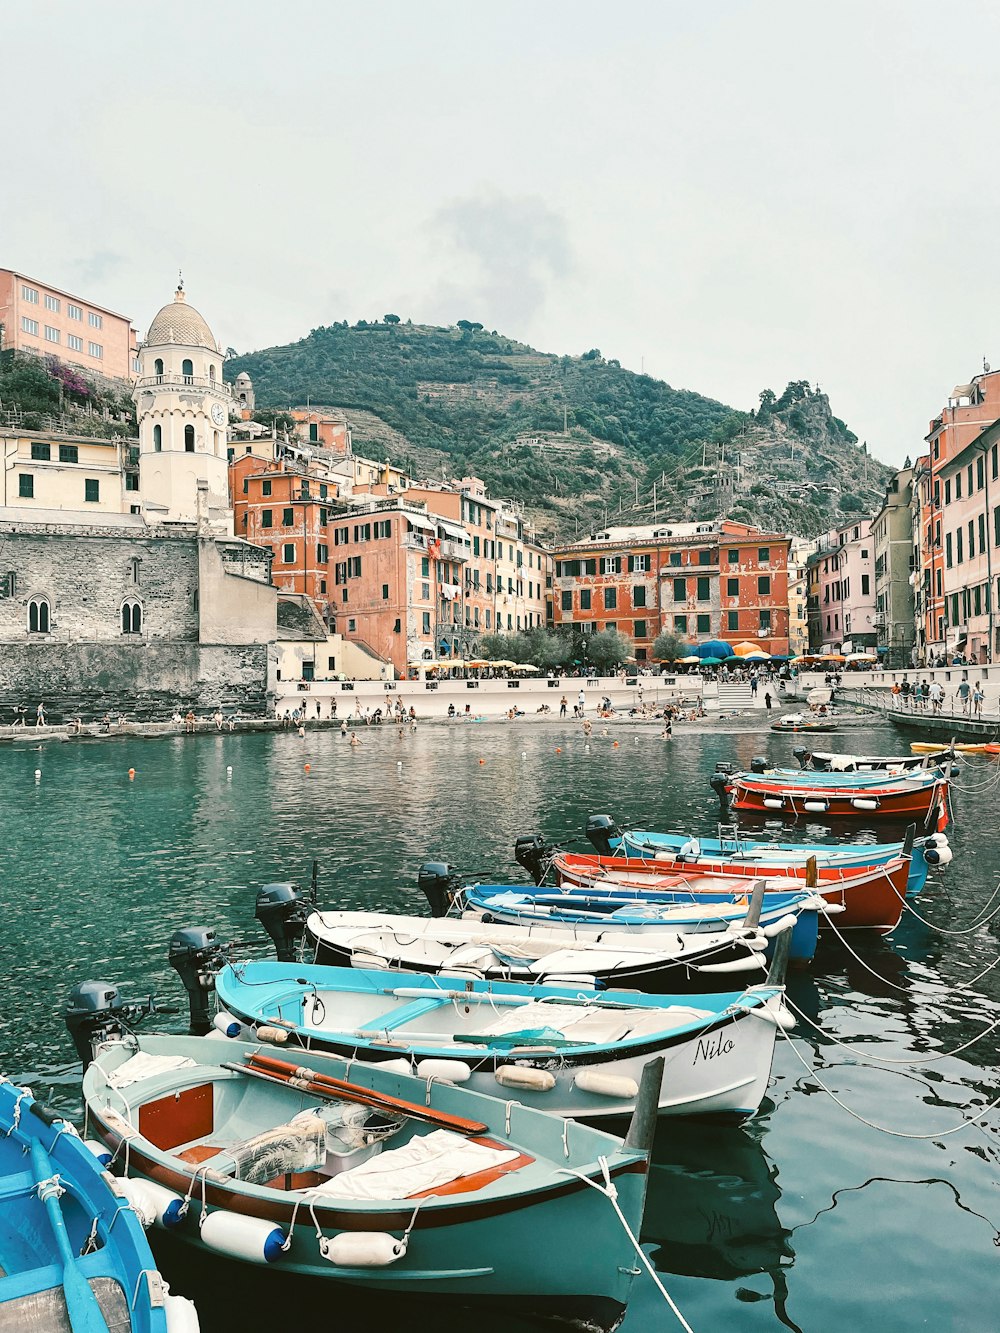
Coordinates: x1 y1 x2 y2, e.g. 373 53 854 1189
226 323 889 540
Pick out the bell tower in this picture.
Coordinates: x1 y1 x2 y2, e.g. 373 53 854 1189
134 282 232 530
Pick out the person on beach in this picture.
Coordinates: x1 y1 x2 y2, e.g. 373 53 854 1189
213 710 224 731
764 690 773 711
349 732 361 746
340 720 348 736
36 702 46 726
582 719 593 737
559 696 567 717
12 706 25 728
578 688 586 714
184 710 195 733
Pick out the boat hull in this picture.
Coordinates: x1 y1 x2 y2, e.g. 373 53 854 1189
725 775 948 826
554 854 910 934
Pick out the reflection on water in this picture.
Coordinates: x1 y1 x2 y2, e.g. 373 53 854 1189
1 720 998 1331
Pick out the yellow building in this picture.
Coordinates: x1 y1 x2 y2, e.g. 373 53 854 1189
0 428 140 515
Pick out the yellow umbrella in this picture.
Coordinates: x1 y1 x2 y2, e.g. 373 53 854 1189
490 659 518 668
509 663 539 672
678 654 702 664
468 659 488 668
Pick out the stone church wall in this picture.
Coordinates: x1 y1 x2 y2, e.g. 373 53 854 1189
0 525 200 642
0 642 270 721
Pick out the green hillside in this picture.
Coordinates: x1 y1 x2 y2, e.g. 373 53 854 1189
225 320 890 539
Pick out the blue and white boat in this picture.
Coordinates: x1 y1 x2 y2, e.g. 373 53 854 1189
212 957 792 1122
581 816 945 895
0 1076 198 1332
459 882 821 967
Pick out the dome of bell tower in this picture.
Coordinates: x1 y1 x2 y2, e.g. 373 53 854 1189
145 283 218 351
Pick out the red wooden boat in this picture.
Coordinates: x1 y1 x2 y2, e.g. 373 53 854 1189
715 769 949 828
551 844 913 934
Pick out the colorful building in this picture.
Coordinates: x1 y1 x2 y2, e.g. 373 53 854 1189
807 520 876 653
550 520 791 658
1 428 141 514
0 268 138 382
937 425 1000 662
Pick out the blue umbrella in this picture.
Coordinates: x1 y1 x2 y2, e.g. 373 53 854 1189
695 640 732 659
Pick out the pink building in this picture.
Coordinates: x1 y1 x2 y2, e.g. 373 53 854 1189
938 426 1000 662
808 520 876 653
0 268 137 381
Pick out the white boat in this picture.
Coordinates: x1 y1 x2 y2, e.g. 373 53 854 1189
213 956 792 1122
304 910 770 993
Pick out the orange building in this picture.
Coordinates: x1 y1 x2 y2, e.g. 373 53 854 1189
231 453 341 609
0 268 138 382
551 520 790 658
290 408 352 455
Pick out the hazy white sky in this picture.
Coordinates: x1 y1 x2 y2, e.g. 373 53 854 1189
4 1 998 465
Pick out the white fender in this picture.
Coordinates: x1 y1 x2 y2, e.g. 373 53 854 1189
83 1138 112 1167
164 1292 202 1333
350 953 391 970
763 798 784 810
212 1011 243 1039
200 1210 286 1263
573 1070 639 1099
415 1059 472 1084
851 798 879 812
762 913 799 938
115 1177 185 1230
495 1065 556 1091
926 846 953 865
803 800 829 813
321 1231 407 1266
374 1058 411 1076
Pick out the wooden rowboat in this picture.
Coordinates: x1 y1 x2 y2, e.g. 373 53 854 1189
83 1034 657 1331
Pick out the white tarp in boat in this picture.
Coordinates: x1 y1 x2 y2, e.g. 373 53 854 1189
106 1053 196 1088
481 1000 714 1044
315 1129 519 1201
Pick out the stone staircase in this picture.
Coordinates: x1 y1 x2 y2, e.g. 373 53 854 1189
717 682 758 711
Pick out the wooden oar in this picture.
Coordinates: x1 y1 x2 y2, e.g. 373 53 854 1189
237 1052 488 1136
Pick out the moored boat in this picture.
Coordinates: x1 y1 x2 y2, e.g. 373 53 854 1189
711 766 950 826
303 910 770 993
574 814 945 893
0 1076 198 1333
82 1033 657 1331
911 740 1000 756
550 843 913 934
459 881 820 965
770 713 839 732
793 745 952 772
212 954 793 1122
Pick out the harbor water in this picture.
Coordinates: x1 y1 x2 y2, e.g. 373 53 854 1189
1 718 998 1332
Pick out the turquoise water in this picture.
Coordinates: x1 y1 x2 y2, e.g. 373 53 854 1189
2 719 999 1331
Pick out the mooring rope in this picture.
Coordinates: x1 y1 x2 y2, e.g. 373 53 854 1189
783 995 1000 1066
775 1023 1000 1139
559 1156 696 1333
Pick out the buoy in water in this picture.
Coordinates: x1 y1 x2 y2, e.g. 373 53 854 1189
397 760 403 770
521 752 526 760
304 763 311 773
555 747 562 754
226 765 233 778
479 758 486 765
612 741 619 748
128 768 135 780
34 769 41 781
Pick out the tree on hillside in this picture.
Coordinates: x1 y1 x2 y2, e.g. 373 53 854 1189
652 629 691 663
457 320 484 333
581 348 602 361
384 313 400 325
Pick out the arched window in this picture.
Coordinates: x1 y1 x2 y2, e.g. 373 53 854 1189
184 425 195 452
182 358 194 384
153 424 162 451
130 558 141 585
154 357 163 380
121 600 142 634
208 364 216 381
28 597 50 634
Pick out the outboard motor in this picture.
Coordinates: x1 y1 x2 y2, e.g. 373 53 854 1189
750 756 768 774
417 862 462 917
255 882 309 961
513 834 552 886
709 770 731 811
168 927 226 1034
584 814 620 857
792 745 810 769
64 981 158 1070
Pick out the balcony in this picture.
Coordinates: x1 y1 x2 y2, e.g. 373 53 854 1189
135 374 231 396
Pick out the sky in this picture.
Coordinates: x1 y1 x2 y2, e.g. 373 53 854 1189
4 0 999 467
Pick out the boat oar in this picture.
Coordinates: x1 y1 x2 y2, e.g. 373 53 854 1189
233 1052 488 1136
29 1135 110 1333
